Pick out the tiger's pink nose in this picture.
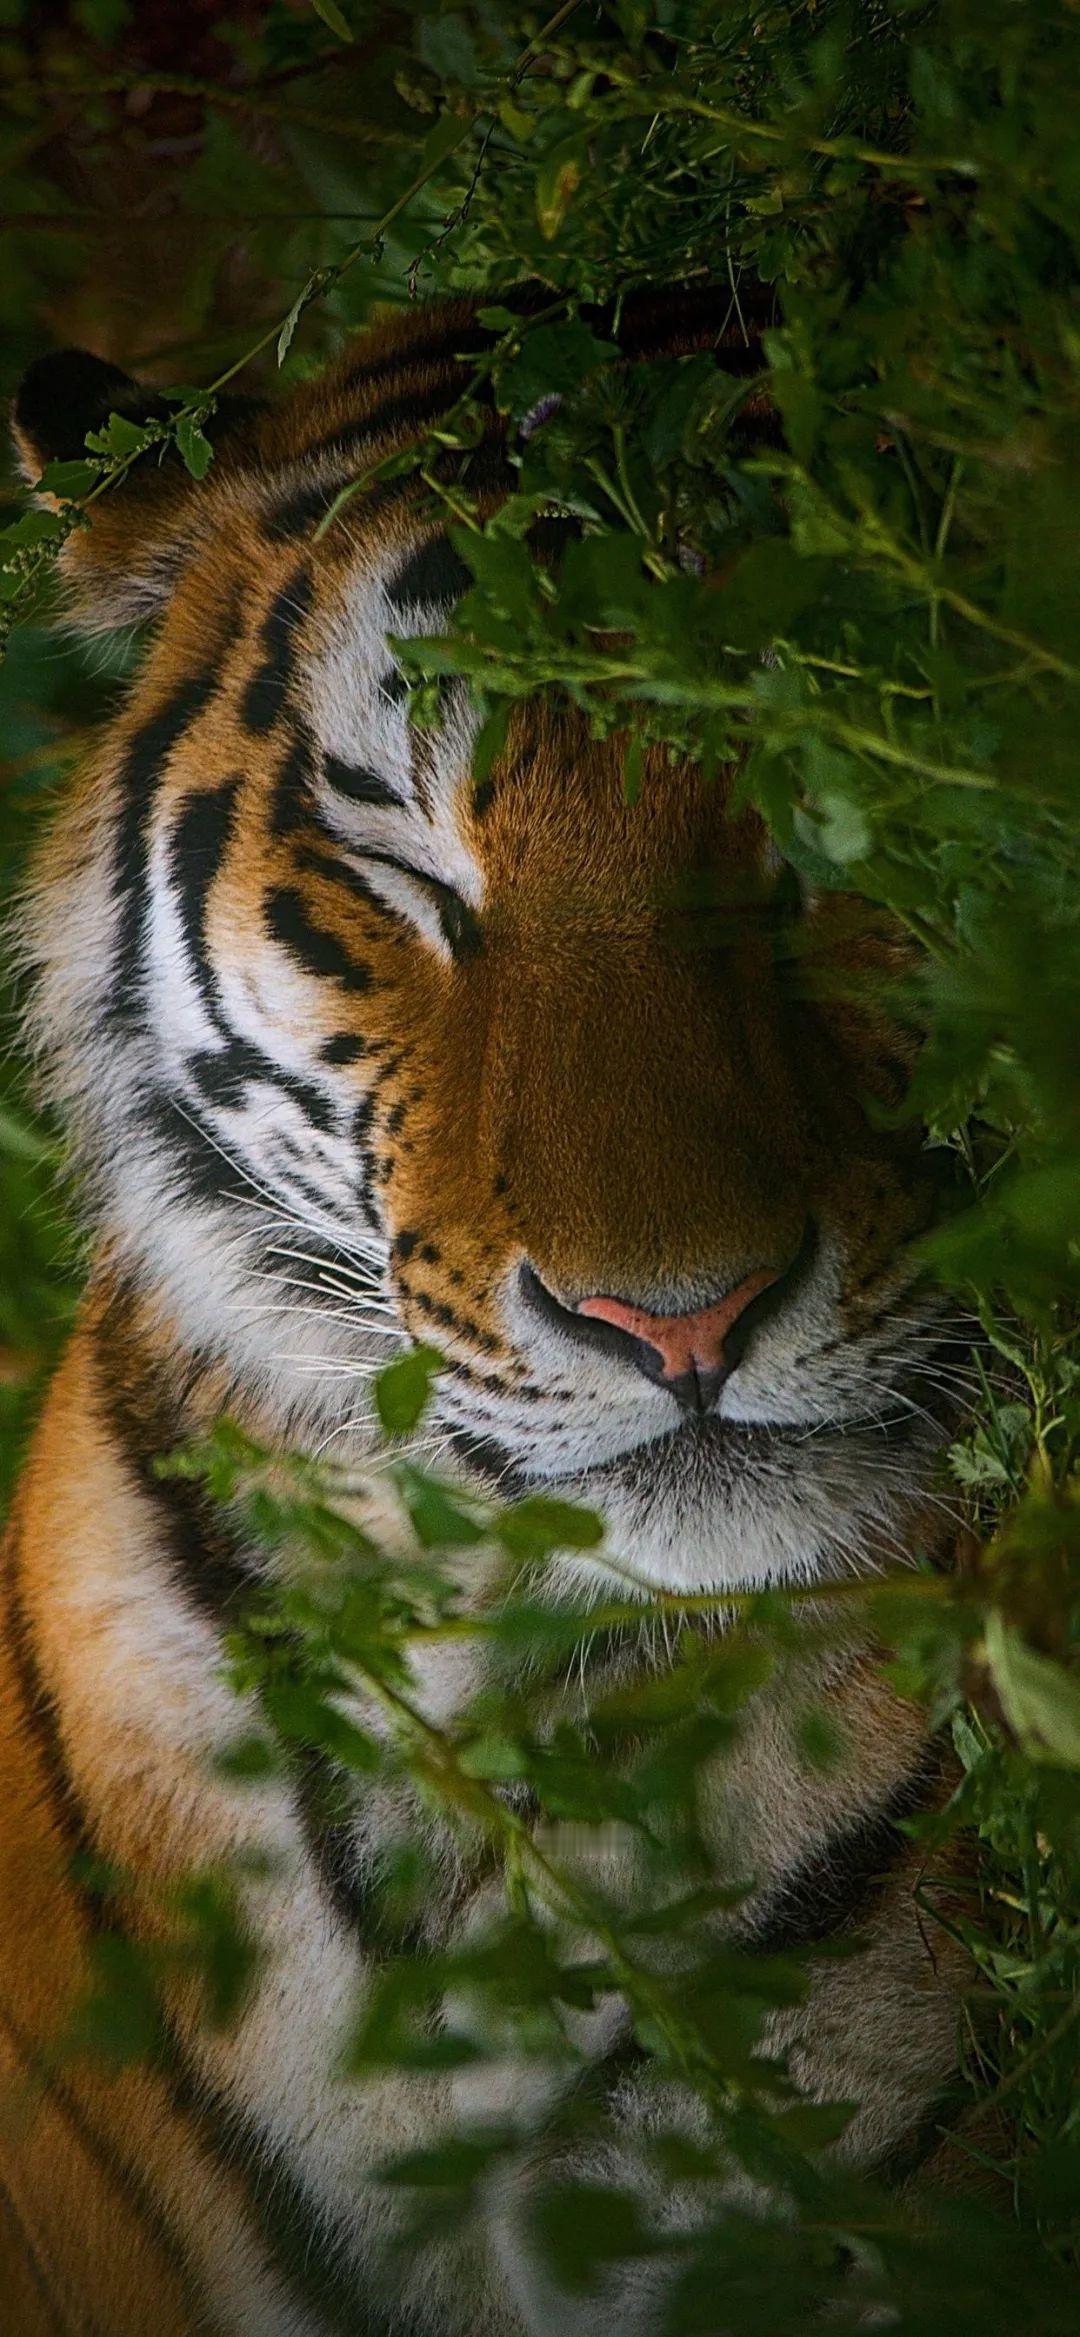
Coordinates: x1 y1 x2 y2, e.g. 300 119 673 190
580 1273 777 1377
518 1232 813 1417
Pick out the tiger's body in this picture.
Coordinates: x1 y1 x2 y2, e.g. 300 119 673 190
2 295 969 2336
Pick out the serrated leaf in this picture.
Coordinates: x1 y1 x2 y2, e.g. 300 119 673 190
85 411 154 460
36 458 102 501
2 509 73 551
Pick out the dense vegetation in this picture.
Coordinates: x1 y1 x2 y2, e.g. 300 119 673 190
1 3 1077 2329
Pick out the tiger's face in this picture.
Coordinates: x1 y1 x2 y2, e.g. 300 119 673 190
15 314 956 1592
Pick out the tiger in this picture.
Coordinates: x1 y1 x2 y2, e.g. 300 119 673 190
0 289 976 2337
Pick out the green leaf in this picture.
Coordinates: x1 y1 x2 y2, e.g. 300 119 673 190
815 789 872 865
416 110 473 180
308 0 354 39
496 1496 604 1561
531 2181 657 2289
475 306 520 334
213 1733 283 1783
62 1933 163 2069
983 1616 1080 1768
265 1684 380 1772
277 267 334 368
1 509 72 552
374 1344 442 1436
175 407 215 482
535 135 587 242
84 412 155 460
786 475 851 558
36 458 102 501
417 13 480 87
395 1463 485 1549
457 1733 530 1780
771 2099 857 2151
472 697 512 786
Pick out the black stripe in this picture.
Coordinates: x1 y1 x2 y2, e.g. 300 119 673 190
168 778 344 1137
0 2169 66 2333
88 1319 426 2327
296 840 403 924
110 653 232 1027
302 376 478 469
262 428 511 546
321 1033 366 1067
240 568 312 735
338 316 492 393
185 1042 339 1137
876 2078 968 2186
746 1757 940 1955
91 1321 254 1626
1 1516 99 1880
387 534 471 616
263 476 348 543
310 839 480 961
323 753 404 810
265 885 374 994
0 1996 212 2336
4 1521 373 2333
292 1754 433 1970
456 432 515 499
6 1322 414 2331
620 277 774 351
140 1090 249 1209
170 772 241 962
378 665 409 709
163 2039 416 2337
263 283 774 549
0 1525 220 2328
270 724 315 838
445 1424 525 1494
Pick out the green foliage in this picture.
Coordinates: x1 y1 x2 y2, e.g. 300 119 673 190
136 1401 1080 2325
1 1 1078 2327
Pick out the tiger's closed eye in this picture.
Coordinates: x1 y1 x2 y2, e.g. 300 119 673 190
349 846 483 964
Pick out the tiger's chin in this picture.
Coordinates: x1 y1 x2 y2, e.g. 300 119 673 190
449 1406 950 1597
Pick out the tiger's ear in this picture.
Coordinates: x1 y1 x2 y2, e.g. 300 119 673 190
12 348 259 631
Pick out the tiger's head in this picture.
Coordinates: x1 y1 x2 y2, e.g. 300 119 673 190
13 306 958 1592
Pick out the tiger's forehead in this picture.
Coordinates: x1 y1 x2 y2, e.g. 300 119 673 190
159 506 763 916
301 528 761 895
